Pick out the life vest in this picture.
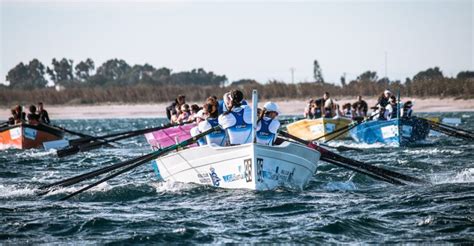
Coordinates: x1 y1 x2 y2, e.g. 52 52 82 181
203 118 227 146
219 106 252 145
218 100 225 115
256 117 279 146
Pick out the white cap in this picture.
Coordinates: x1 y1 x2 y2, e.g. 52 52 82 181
263 102 280 114
384 90 392 95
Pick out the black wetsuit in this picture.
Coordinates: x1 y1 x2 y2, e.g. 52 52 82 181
39 109 50 124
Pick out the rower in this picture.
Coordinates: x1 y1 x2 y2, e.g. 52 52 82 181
377 90 392 108
384 96 399 120
198 100 227 146
12 105 26 124
341 103 353 118
256 102 281 146
304 99 314 119
219 92 248 115
218 90 253 145
166 95 186 122
27 105 40 125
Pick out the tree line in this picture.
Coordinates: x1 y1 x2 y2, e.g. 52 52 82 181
1 58 473 105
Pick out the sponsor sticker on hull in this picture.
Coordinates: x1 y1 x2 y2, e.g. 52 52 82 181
24 128 37 140
381 125 398 139
9 128 21 140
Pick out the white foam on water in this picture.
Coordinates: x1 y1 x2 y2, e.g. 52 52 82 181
41 182 113 196
0 184 36 198
323 181 357 191
326 141 391 149
417 215 434 226
15 149 57 158
430 168 474 184
403 148 463 155
151 180 201 193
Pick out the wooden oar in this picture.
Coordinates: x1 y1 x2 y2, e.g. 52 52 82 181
41 126 219 200
320 143 363 153
56 123 188 157
421 118 473 140
324 112 381 143
279 130 428 185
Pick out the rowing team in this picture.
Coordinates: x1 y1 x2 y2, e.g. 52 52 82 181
304 90 413 121
166 90 280 147
4 102 51 126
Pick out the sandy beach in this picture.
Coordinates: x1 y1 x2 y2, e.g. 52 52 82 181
1 98 473 120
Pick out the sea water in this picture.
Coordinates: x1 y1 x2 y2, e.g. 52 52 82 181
1 113 473 243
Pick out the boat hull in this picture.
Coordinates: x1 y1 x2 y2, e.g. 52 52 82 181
0 124 64 150
151 142 320 190
349 118 430 146
286 118 352 141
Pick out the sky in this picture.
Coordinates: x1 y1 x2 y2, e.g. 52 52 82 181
0 0 473 86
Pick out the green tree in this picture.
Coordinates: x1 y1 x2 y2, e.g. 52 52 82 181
413 67 444 81
75 58 95 81
456 71 474 80
6 59 48 89
46 58 74 85
313 60 324 83
93 59 132 86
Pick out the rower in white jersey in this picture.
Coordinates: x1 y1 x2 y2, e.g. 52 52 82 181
256 102 281 146
218 90 253 145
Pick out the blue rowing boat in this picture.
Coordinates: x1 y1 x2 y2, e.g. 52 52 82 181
349 117 430 146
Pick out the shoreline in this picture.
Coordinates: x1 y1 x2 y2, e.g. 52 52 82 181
1 98 473 120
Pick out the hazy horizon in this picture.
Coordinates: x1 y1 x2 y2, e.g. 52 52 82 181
1 0 472 86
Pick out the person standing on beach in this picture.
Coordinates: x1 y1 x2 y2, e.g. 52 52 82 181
38 102 50 124
166 95 186 121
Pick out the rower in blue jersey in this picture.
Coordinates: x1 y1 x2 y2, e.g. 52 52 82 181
197 99 227 146
256 102 281 146
218 92 249 115
218 90 253 145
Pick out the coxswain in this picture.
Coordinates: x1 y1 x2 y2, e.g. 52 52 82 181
402 101 414 118
256 102 281 146
37 102 50 124
352 96 368 117
218 90 252 145
322 92 335 118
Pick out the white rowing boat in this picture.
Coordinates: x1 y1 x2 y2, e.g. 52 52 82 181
151 141 319 190
148 90 321 191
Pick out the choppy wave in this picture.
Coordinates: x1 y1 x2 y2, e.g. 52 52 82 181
1 114 473 244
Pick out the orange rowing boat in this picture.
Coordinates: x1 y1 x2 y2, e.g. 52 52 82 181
0 123 64 150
